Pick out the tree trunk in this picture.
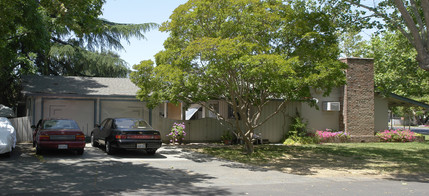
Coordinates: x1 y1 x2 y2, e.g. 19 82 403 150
392 0 429 72
236 126 255 155
244 139 254 155
417 53 429 71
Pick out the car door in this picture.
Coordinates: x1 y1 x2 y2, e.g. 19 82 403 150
99 119 113 145
93 119 107 141
32 120 43 144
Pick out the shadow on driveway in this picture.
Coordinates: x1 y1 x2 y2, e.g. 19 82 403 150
0 144 230 195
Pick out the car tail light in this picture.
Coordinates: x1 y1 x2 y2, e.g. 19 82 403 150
76 134 85 141
127 134 161 139
39 134 50 141
115 134 127 139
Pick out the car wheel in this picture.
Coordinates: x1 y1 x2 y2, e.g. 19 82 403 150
105 141 114 155
77 149 84 155
146 149 157 155
91 133 98 147
35 143 42 155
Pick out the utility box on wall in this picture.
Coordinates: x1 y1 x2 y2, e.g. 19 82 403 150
323 102 340 111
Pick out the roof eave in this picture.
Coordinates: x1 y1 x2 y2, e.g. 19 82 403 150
386 93 429 108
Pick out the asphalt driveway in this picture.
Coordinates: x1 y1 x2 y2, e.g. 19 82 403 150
0 143 428 195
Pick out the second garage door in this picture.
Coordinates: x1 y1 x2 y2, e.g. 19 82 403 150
99 100 149 123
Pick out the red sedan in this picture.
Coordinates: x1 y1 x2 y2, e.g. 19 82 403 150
32 119 85 155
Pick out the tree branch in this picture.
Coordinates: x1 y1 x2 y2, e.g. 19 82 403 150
7 33 26 41
51 37 71 46
255 100 288 128
421 0 429 49
343 0 421 59
197 101 235 129
393 0 426 62
410 0 425 34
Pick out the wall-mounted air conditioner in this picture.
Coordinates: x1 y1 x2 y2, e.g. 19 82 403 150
322 102 340 111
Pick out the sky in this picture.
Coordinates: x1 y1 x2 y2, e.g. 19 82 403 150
101 0 188 68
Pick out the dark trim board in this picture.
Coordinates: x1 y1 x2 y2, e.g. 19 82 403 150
387 93 429 108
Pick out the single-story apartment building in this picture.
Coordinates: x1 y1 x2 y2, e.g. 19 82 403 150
20 58 429 142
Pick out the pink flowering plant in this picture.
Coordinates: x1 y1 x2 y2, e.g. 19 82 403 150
376 129 418 142
316 129 350 143
167 122 187 144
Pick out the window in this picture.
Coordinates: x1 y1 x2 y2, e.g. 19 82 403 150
228 104 241 120
42 119 79 129
188 107 203 120
185 104 202 120
99 119 108 129
104 119 113 130
208 102 219 118
114 118 151 129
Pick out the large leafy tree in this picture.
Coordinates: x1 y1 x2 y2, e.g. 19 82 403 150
367 31 429 96
0 0 48 106
339 30 369 57
131 0 346 154
0 0 157 106
321 0 429 72
364 30 429 124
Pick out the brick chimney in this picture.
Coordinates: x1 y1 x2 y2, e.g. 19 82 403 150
340 58 377 142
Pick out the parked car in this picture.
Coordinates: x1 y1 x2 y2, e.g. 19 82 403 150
32 119 85 155
91 118 162 155
0 117 16 157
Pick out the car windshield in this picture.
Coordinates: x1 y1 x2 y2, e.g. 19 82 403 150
114 119 151 129
43 120 79 130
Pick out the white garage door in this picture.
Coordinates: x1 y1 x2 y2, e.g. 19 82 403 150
43 99 95 135
100 100 148 123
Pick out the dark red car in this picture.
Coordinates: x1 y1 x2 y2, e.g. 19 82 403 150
32 119 85 155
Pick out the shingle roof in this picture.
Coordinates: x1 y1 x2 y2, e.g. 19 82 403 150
21 75 140 97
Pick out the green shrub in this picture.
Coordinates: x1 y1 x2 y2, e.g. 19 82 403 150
283 135 319 145
286 112 307 138
283 112 319 145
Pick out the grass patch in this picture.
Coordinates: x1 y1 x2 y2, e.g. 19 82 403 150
190 142 429 177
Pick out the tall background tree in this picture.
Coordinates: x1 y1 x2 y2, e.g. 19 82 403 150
0 0 157 106
322 0 429 72
131 0 346 154
364 31 429 125
339 30 369 57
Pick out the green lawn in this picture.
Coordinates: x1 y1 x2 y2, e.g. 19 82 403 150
187 142 429 178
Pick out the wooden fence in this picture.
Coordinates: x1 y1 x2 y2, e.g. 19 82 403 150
8 116 231 143
152 117 232 143
9 117 33 143
10 113 290 143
